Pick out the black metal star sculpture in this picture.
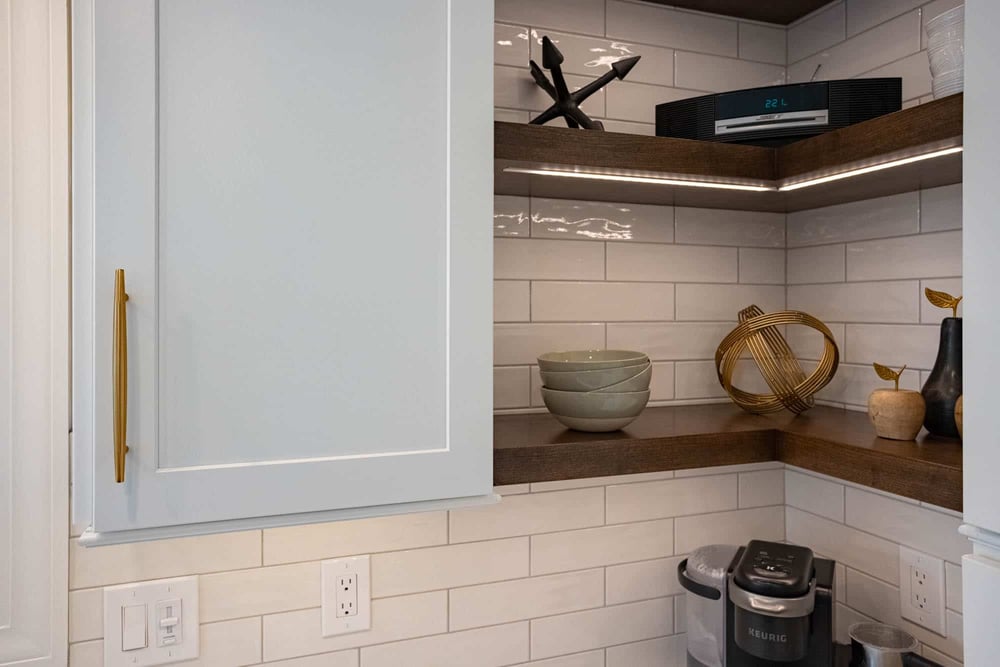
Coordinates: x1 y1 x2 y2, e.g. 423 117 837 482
530 35 641 130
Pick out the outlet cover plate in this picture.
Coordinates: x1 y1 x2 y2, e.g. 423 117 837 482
899 545 946 635
322 555 371 636
103 576 199 667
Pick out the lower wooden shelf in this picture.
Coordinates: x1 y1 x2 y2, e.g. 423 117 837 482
494 404 962 511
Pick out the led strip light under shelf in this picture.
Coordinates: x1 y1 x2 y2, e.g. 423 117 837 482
502 145 962 193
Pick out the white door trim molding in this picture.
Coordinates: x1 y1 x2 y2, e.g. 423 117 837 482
0 1 70 665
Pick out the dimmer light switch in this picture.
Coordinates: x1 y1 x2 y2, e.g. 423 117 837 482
104 576 199 667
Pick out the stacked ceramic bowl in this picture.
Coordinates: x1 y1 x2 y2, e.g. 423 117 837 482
926 5 964 98
537 350 651 432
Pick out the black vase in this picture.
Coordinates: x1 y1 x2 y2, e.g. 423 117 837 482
921 317 962 438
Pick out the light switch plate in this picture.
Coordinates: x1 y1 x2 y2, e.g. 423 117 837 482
899 545 946 636
321 555 371 636
103 576 199 667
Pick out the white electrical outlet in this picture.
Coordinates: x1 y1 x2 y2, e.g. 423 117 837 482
321 555 371 636
899 545 946 635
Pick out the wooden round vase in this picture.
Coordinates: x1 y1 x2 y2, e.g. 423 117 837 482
868 389 926 441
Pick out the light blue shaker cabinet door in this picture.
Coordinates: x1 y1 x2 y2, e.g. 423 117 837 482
73 0 493 542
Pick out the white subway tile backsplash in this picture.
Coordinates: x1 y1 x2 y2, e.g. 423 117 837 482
607 243 737 282
531 198 673 244
263 593 446 660
674 359 769 400
450 488 604 542
785 322 845 361
606 634 686 667
70 531 260 590
845 488 969 564
69 588 102 642
817 362 920 406
787 11 921 83
923 646 963 667
531 598 673 659
530 470 675 493
787 245 845 284
606 475 737 524
674 207 785 248
200 562 318 622
675 283 785 321
495 0 606 35
739 469 785 508
605 82 704 124
531 519 674 575
787 192 919 247
920 278 963 322
495 366 532 409
786 507 900 584
674 51 785 93
449 569 604 631
495 195 531 238
496 239 605 281
532 281 675 322
674 506 784 554
844 324 939 370
263 650 359 667
512 652 605 667
372 537 529 597
846 231 962 281
921 183 963 233
785 470 846 522
607 322 736 361
361 622 529 667
675 595 687 634
606 0 738 56
495 65 605 116
495 323 605 366
529 30 675 88
599 118 657 135
738 22 787 65
650 361 677 401
739 248 786 285
787 281 919 323
495 281 531 322
495 23 530 68
496 108 532 123
605 556 685 605
863 50 931 102
788 2 846 64
846 0 924 36
263 512 447 565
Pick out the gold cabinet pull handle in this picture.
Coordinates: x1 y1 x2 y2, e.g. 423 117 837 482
113 269 129 483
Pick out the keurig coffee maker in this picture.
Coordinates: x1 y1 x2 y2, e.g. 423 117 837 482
679 540 835 666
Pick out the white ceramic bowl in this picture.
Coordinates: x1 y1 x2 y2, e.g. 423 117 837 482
537 349 648 372
540 361 650 392
590 363 653 393
549 414 641 432
541 387 650 419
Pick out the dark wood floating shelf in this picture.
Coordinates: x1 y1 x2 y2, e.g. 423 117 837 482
495 93 963 212
494 404 963 511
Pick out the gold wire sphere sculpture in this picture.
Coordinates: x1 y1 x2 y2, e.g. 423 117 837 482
715 305 840 414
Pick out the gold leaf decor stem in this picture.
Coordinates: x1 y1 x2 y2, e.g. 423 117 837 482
925 287 962 317
873 362 906 391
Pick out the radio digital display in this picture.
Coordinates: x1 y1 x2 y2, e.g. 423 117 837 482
715 83 829 120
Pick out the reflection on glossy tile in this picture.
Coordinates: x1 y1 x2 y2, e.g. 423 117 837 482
495 0 606 35
675 52 785 93
787 11 921 83
674 207 784 248
494 195 530 237
786 192 919 247
739 22 786 65
531 198 673 243
495 23 529 68
739 248 785 285
529 30 675 88
606 0 738 56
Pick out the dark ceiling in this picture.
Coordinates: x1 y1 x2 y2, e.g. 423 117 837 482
641 0 832 25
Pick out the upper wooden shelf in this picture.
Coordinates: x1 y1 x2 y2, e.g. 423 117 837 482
494 404 962 511
495 93 963 212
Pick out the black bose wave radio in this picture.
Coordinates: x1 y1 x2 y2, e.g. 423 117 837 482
655 78 902 147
